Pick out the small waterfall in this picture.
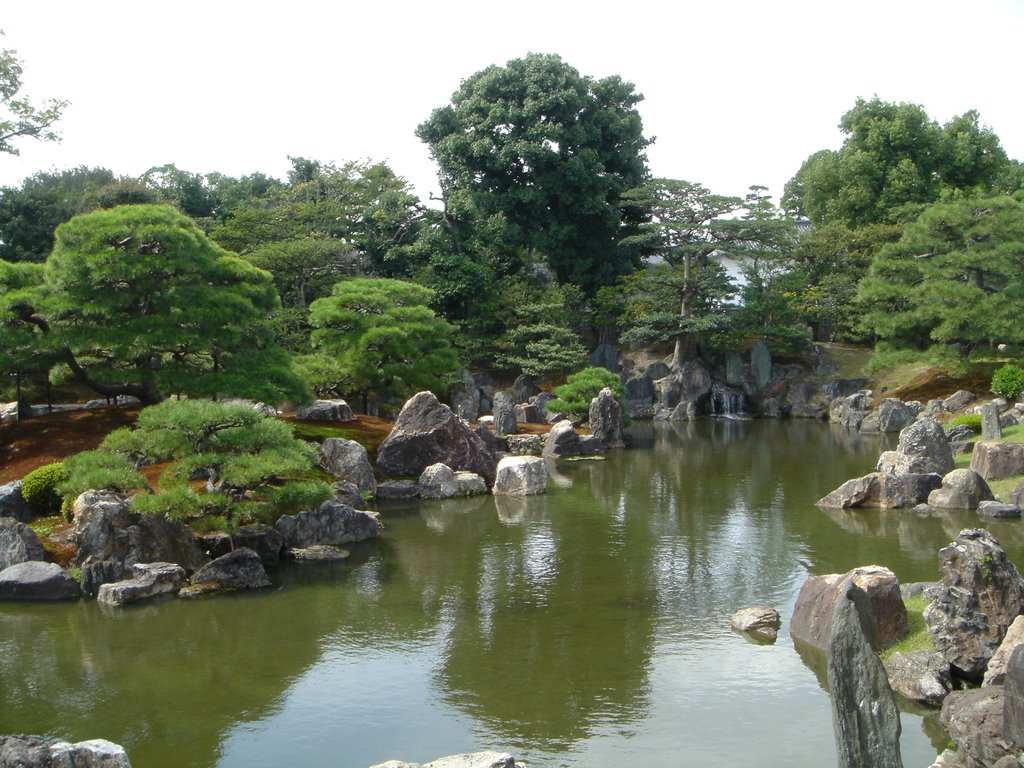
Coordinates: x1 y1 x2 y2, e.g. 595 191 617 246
711 383 746 418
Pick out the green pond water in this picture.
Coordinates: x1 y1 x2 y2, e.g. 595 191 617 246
4 419 1024 768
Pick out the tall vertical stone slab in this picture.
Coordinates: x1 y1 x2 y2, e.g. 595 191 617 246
982 401 1004 440
750 340 771 392
492 391 517 436
826 579 903 768
725 352 745 387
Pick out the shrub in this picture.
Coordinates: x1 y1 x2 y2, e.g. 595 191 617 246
548 367 625 419
265 480 333 515
20 462 69 517
59 450 148 501
991 364 1024 401
948 413 982 435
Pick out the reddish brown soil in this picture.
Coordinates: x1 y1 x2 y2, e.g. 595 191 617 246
883 367 994 407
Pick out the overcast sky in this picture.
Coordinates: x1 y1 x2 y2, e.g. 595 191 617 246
2 0 1022 204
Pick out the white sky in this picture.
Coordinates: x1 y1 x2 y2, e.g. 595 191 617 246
1 0 1022 204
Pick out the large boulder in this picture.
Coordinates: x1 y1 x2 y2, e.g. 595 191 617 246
0 735 133 768
0 481 33 522
940 688 1014 768
678 360 713 407
924 529 1024 679
826 579 903 768
0 561 81 600
542 420 581 459
418 463 487 499
449 369 481 421
884 650 953 706
875 398 917 433
971 441 1024 481
984 615 1024 686
878 470 943 510
96 562 185 607
319 437 376 497
189 548 271 592
513 374 537 405
791 565 909 652
0 517 45 571
816 474 881 509
492 456 548 496
928 469 995 510
274 500 380 550
376 392 496 486
830 391 873 430
623 374 654 410
294 399 355 422
588 387 625 449
230 524 284 568
894 417 955 476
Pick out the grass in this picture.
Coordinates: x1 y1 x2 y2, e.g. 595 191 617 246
882 595 935 660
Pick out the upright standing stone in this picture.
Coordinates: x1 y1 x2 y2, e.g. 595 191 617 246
492 391 517 436
513 374 537 405
725 352 745 387
588 387 625 449
1005 645 1024 748
826 579 903 768
983 401 1004 440
750 340 772 392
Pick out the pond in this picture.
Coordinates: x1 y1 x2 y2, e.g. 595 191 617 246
4 419 1023 767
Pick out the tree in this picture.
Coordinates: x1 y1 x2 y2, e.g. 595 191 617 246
0 31 67 155
548 367 624 420
417 53 651 295
495 284 588 377
856 195 1024 359
4 204 309 404
303 277 461 411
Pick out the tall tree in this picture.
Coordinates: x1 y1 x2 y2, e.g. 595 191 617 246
0 31 67 155
417 53 651 295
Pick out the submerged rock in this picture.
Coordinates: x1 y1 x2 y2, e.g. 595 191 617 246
370 751 525 768
730 606 781 640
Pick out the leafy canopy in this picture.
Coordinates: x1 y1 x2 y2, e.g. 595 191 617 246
0 31 67 156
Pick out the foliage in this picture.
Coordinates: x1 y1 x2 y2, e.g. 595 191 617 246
58 450 148 500
306 278 461 410
991 364 1024 400
418 53 650 295
548 367 625 418
0 31 67 156
495 284 588 376
861 344 961 376
20 461 68 517
263 480 333 515
948 414 982 434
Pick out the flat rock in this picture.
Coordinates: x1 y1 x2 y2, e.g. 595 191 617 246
978 501 1021 519
0 561 81 600
290 544 350 562
370 752 524 768
375 480 419 500
730 606 781 640
96 561 184 606
294 399 355 422
275 501 379 549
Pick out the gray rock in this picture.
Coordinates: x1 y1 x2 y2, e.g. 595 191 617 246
762 398 782 418
877 398 917 433
375 480 420 500
512 374 537 406
653 375 681 409
972 441 1024 481
542 420 581 459
449 370 481 421
0 481 33 522
678 360 713 406
514 403 543 424
824 378 870 401
879 471 943 509
1005 645 1024 748
750 340 772 392
944 390 978 412
983 402 1005 440
376 392 496 485
588 343 618 372
0 561 81 600
786 383 818 406
493 456 548 496
945 424 977 443
319 437 376 497
927 399 946 415
826 579 903 768
816 473 881 509
96 561 185 606
588 387 625 449
230 524 284 568
924 529 1024 679
941 687 1014 768
859 412 881 434
473 423 500 457
884 650 953 705
418 463 486 499
578 435 607 455
290 544 350 562
730 606 781 640
901 581 937 600
504 434 542 456
294 399 355 422
80 560 125 597
190 547 270 591
275 501 380 549
810 344 838 376
725 351 745 386
0 735 133 767
979 501 1021 519
668 400 698 421
0 516 45 571
623 375 654 410
492 391 517 436
985 615 1024 686
830 391 873 430
894 417 955 476
928 469 995 510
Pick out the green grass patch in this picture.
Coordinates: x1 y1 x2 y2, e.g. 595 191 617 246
883 595 934 661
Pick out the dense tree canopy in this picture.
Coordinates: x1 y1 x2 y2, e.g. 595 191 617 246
417 53 651 295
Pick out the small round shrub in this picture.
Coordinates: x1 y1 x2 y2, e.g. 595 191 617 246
991 364 1024 401
948 413 982 435
548 367 625 418
20 462 69 517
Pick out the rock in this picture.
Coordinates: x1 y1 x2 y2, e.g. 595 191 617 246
623 374 654 408
588 387 625 449
0 517 45 571
370 751 525 768
376 392 497 485
945 424 977 443
492 391 517 436
0 561 81 600
542 420 581 458
219 398 278 417
877 398 917 433
319 437 376 497
678 360 713 406
725 351 745 386
901 581 937 600
858 412 881 434
375 480 420 500
826 579 903 768
290 544 350 562
96 561 185 606
791 566 909 652
1005 645 1024 748
332 481 367 508
80 560 125 597
979 501 1021 519
230 524 284 568
294 399 355 422
824 378 870 401
879 471 943 509
941 687 1014 768
189 547 270 592
730 606 781 640
816 473 881 509
668 401 698 421
589 343 618 372
750 340 772 392
928 469 995 510
577 435 607 455
418 463 487 499
0 481 33 522
275 501 379 550
1010 480 1024 510
985 616 1024 686
654 375 681 409
830 391 873 430
514 403 543 424
449 370 481 421
972 441 1024 481
924 529 1024 679
504 434 542 457
983 402 1005 440
493 456 548 496
884 650 953 705
894 417 955 476
513 374 537 406
0 735 133 767
127 514 209 574
944 390 978 412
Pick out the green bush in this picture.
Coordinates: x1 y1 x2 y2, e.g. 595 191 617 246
20 462 68 517
265 480 333 515
948 413 982 434
58 450 147 501
991 364 1024 400
548 367 625 419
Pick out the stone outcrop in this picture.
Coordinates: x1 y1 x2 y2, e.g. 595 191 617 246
542 420 581 459
984 615 1024 686
418 463 487 499
230 524 284 568
0 516 45 571
0 561 81 600
971 441 1024 481
924 529 1024 679
504 435 542 457
0 735 133 767
791 566 909 652
894 417 954 476
830 391 873 430
96 562 185 607
940 687 1014 768
319 437 376 497
1005 645 1024 749
376 392 496 485
189 548 271 592
492 456 548 496
826 579 904 768
928 469 995 510
883 650 953 705
294 399 355 422
275 501 379 551
0 480 33 522
730 606 781 640
588 387 625 449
